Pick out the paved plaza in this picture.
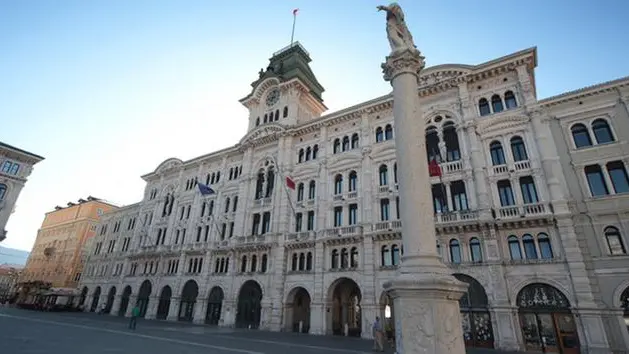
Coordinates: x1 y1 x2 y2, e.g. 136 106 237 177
0 307 526 354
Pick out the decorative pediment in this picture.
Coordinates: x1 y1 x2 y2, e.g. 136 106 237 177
154 158 183 174
476 114 530 136
240 124 286 146
418 65 472 88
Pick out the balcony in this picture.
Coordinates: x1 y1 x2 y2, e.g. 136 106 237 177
441 160 463 174
514 160 531 171
325 225 363 238
497 203 550 219
492 164 508 175
253 197 273 207
287 230 315 241
373 220 402 232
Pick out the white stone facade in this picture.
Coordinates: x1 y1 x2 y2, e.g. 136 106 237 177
79 44 629 353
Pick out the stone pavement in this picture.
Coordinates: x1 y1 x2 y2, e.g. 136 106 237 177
0 307 525 354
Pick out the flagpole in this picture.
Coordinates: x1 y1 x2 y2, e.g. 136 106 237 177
290 9 298 46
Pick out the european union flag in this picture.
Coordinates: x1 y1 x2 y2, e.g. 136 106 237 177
198 183 215 196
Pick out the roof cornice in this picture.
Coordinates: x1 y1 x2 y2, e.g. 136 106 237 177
539 76 629 108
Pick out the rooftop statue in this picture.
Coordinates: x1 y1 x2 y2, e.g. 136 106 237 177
377 3 417 55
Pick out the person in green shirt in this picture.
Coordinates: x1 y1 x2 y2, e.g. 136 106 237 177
129 305 140 330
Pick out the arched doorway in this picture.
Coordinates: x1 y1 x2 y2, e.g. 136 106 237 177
136 280 152 318
379 292 395 342
236 280 263 329
118 286 131 316
104 286 116 314
620 286 629 334
79 287 88 306
285 287 311 333
90 286 101 312
205 286 224 325
453 273 494 348
156 286 172 320
178 280 198 322
329 278 361 337
517 283 580 353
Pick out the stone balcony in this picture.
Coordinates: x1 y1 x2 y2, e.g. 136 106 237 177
491 159 532 176
440 160 463 174
286 230 316 241
252 197 273 208
496 202 551 220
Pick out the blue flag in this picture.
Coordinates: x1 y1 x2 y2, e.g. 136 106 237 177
198 183 215 196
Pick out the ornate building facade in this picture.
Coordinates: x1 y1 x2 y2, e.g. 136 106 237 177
0 141 44 243
79 43 629 353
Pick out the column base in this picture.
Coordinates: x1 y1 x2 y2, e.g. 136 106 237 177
384 273 468 354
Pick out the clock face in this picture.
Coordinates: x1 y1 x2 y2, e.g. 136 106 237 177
265 88 280 107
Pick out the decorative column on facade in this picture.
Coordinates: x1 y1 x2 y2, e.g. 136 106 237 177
144 295 159 319
166 297 179 321
311 237 326 335
109 294 122 316
316 124 329 231
235 147 254 238
464 122 491 216
378 3 467 353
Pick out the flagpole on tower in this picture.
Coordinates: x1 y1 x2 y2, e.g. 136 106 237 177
290 8 299 46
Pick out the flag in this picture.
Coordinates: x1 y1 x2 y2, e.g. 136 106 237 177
198 183 215 196
428 158 442 177
293 8 299 15
286 176 296 190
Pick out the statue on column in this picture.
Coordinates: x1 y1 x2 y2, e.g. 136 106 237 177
377 3 417 54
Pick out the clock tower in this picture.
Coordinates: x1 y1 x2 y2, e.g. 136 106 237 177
239 42 327 132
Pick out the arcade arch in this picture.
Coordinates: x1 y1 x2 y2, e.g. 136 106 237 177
236 280 263 329
328 277 361 337
284 287 311 333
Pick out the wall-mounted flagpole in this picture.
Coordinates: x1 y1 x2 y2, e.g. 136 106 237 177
290 8 299 46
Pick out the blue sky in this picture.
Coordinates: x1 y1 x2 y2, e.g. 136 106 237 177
1 0 627 251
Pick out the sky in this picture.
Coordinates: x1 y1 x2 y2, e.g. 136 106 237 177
1 0 628 251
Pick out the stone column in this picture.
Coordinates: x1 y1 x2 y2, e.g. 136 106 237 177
144 295 159 319
166 297 179 321
381 47 467 354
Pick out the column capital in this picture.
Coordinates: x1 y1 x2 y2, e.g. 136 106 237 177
381 49 425 82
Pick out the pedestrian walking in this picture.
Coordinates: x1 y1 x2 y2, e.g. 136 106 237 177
372 316 384 352
129 304 140 330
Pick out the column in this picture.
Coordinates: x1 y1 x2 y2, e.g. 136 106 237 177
166 297 179 321
109 295 121 316
444 182 453 212
381 42 467 354
144 295 159 319
464 123 491 215
193 298 207 324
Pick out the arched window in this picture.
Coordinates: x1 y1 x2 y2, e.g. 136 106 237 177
478 98 491 116
291 253 298 271
263 114 268 123
393 163 397 184
391 244 400 265
604 226 626 255
261 254 268 272
232 196 238 212
0 184 6 200
297 183 304 202
208 200 214 215
334 174 343 195
298 253 305 271
224 198 230 213
490 141 506 165
504 91 517 109
306 252 312 270
510 136 528 161
375 127 384 142
342 136 350 151
491 95 504 113
592 119 615 144
522 234 538 259
312 144 318 159
348 171 357 192
308 180 316 199
443 121 460 162
537 233 553 259
255 117 260 126
340 248 349 268
571 123 592 148
283 106 288 118
275 109 279 121
381 245 391 266
333 139 341 154
508 235 522 260
469 238 482 262
351 133 359 149
265 167 275 197
350 247 358 267
305 147 311 161
251 255 258 272
449 239 461 264
331 250 339 269
379 165 388 186
240 256 248 273
384 124 393 140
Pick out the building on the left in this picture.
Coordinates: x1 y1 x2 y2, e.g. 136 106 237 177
17 197 118 307
0 141 44 243
0 264 22 302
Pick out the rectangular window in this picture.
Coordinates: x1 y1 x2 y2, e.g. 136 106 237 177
307 211 315 231
497 180 515 206
295 213 303 232
204 225 210 242
252 213 261 235
451 181 468 211
334 207 343 227
380 199 390 221
348 204 357 225
261 212 271 234
229 222 234 237
585 165 609 196
196 226 202 242
395 197 400 219
519 176 539 204
220 223 226 240
607 161 629 194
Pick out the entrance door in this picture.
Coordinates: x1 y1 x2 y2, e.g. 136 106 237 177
519 313 580 353
553 313 580 354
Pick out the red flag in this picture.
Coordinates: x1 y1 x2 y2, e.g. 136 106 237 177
286 176 296 190
428 158 442 177
293 8 299 15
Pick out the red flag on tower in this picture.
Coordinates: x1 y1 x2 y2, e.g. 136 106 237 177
428 158 442 177
286 176 296 190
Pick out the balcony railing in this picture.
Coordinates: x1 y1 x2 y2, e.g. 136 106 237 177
441 160 463 174
497 203 549 219
514 160 531 171
325 225 362 237
493 164 508 175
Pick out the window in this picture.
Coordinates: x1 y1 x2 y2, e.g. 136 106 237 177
380 199 390 221
331 250 339 269
307 211 315 230
381 246 391 266
508 235 522 260
333 139 340 154
334 174 343 195
334 206 343 227
298 149 304 163
297 183 304 201
241 256 247 272
469 238 482 262
537 233 553 259
312 145 318 159
375 127 384 142
491 95 503 113
224 198 230 213
261 212 271 234
522 234 538 259
519 176 539 204
443 122 460 162
0 184 7 200
391 244 400 265
585 164 609 196
261 254 268 272
348 171 357 192
571 123 592 148
295 213 303 232
251 255 257 272
305 147 311 161
379 165 388 186
291 254 298 271
592 119 614 144
351 133 359 149
308 180 316 199
607 161 629 194
451 181 468 211
350 247 358 267
232 196 238 212
510 136 528 161
348 204 358 225
393 164 397 184
449 239 461 264
255 117 260 126
478 98 490 116
342 136 350 151
341 248 349 268
604 226 626 255
384 124 393 140
497 180 515 206
504 91 517 109
490 141 506 165
252 213 260 235
306 252 312 270
283 106 288 118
